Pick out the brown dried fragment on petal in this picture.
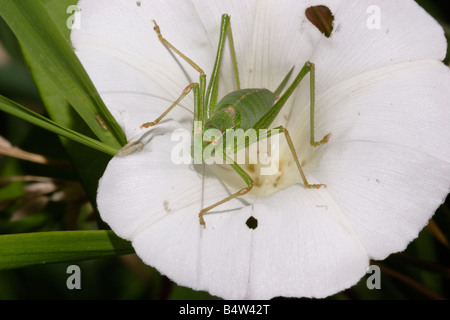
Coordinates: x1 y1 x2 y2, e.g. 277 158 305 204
305 5 334 38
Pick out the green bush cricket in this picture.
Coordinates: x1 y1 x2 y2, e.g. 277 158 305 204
135 14 330 228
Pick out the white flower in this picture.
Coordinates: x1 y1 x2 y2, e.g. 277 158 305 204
72 0 450 299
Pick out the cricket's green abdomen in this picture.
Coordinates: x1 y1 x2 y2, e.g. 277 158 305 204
211 88 276 130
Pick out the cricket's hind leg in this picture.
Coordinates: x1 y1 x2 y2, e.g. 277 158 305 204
307 62 331 147
273 125 326 189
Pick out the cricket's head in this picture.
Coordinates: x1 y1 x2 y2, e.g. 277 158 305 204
204 109 239 136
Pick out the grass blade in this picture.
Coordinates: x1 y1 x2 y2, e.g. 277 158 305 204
0 230 134 270
0 0 126 148
0 95 118 156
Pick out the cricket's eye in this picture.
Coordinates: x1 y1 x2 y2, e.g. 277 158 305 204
305 5 334 38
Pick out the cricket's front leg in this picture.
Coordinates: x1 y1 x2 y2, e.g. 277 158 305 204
117 83 198 157
198 153 254 228
141 83 197 128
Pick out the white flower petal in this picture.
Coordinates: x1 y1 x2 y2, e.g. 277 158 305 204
97 132 248 240
310 61 450 259
99 132 261 299
132 203 256 300
316 61 450 161
78 0 450 300
190 0 327 93
132 185 370 299
248 187 369 299
73 49 194 138
317 141 450 260
72 0 446 138
100 133 369 299
73 0 217 138
310 0 447 95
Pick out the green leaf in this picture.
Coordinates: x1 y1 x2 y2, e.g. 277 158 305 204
0 231 134 270
0 95 118 156
0 62 41 102
22 0 116 220
0 18 25 65
0 0 126 148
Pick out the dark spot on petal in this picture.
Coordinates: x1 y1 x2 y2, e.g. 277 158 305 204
136 1 141 6
246 216 258 229
305 5 334 38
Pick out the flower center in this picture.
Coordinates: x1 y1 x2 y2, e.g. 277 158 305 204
211 128 324 198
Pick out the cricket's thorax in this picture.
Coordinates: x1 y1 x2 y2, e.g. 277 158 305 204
211 88 276 130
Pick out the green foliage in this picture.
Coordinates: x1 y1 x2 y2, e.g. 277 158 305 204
0 231 133 270
0 0 126 149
